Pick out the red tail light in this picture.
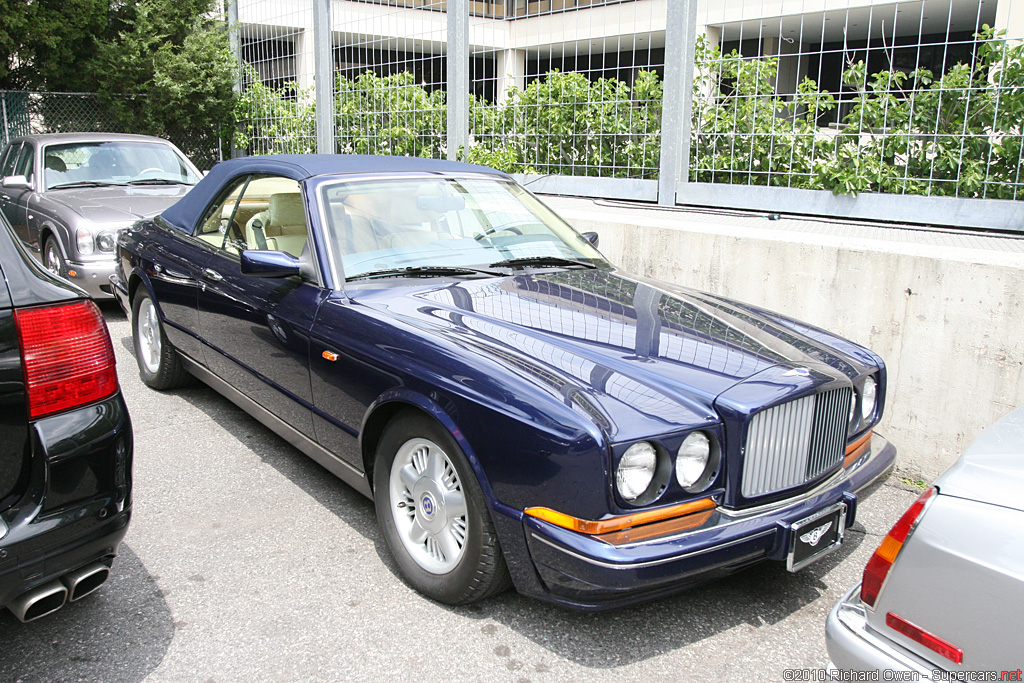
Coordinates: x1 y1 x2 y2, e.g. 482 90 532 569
14 300 118 419
885 612 964 664
860 487 935 607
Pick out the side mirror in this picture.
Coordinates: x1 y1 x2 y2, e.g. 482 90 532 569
581 231 599 248
240 250 302 278
2 175 30 189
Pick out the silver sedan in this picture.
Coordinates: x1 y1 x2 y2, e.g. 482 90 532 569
826 406 1024 676
0 133 200 298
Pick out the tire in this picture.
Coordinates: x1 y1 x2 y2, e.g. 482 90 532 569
132 290 192 390
374 411 512 604
43 236 67 279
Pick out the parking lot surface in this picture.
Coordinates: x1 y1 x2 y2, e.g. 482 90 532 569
0 303 919 683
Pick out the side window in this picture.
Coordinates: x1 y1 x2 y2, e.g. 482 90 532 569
14 144 33 181
196 175 249 252
234 176 307 257
1 143 21 178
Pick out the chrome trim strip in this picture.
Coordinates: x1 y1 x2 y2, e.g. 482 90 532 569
719 467 847 519
179 355 372 498
530 530 773 570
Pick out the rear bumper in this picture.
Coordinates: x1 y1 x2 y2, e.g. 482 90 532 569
0 394 133 608
515 433 896 610
826 583 938 678
0 510 130 608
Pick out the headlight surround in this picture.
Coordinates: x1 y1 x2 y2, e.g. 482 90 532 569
76 227 95 255
616 441 657 503
861 376 877 421
676 431 721 492
96 230 116 252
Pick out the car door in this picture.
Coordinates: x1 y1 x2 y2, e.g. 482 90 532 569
196 174 325 439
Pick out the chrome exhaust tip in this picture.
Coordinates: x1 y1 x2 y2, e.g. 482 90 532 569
62 562 110 602
7 580 68 623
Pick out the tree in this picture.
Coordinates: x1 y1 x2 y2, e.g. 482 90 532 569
89 0 237 167
0 0 121 91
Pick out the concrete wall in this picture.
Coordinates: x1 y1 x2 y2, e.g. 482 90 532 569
545 196 1024 480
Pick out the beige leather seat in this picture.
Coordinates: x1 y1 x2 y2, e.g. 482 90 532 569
246 192 308 256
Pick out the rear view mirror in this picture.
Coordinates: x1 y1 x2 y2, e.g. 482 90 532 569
2 175 30 189
417 195 466 213
240 250 302 278
582 231 599 248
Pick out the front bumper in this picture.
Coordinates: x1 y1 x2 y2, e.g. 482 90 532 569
516 433 896 610
66 258 116 299
826 583 938 678
110 271 131 316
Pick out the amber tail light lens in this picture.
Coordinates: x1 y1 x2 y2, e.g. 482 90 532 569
14 300 118 419
860 487 935 607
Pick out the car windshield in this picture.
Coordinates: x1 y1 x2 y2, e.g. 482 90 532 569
320 176 608 281
43 141 200 190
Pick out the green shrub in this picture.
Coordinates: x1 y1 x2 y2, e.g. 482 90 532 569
233 26 1024 199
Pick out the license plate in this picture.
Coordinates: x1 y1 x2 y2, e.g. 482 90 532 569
787 503 846 572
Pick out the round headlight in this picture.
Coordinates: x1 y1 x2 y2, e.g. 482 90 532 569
676 432 710 488
861 376 877 421
76 227 95 255
616 442 657 502
96 231 116 252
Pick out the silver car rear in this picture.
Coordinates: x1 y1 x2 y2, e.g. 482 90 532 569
826 406 1024 675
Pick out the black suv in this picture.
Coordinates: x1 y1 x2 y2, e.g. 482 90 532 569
0 213 132 622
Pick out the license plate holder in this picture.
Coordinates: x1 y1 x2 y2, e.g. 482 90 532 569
787 503 846 572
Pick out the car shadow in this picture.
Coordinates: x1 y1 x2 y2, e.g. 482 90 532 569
0 544 174 682
373 512 868 669
115 332 380 545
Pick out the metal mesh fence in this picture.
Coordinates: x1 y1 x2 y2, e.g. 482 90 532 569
333 0 448 158
694 0 1024 200
468 0 664 177
231 0 1024 203
0 92 133 148
235 0 317 154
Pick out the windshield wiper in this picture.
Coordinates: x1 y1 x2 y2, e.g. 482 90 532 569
48 180 126 189
488 256 598 270
347 265 505 281
127 178 193 186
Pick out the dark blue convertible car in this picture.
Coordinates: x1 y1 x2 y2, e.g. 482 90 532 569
112 155 895 610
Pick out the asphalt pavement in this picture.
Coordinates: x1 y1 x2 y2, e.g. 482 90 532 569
0 302 922 683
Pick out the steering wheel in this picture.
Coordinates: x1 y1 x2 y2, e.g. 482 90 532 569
135 167 165 179
474 225 523 241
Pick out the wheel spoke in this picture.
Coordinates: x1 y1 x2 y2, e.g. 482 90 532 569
437 527 463 562
444 490 467 518
426 448 445 481
399 463 419 490
407 519 428 546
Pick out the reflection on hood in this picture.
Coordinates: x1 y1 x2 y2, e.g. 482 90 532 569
364 269 870 439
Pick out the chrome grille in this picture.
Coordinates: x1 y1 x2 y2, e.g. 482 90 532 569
741 387 852 498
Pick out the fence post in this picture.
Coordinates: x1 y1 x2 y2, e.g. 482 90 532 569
658 0 698 206
447 0 469 161
312 0 335 155
227 0 244 158
1 94 8 147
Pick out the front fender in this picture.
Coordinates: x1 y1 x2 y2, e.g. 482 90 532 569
361 388 511 515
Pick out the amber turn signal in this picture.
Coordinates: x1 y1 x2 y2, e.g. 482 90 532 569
525 497 716 535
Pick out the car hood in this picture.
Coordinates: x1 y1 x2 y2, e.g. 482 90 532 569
353 268 875 440
47 185 193 224
936 405 1024 512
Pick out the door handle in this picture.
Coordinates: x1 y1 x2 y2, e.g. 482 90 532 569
202 268 223 282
